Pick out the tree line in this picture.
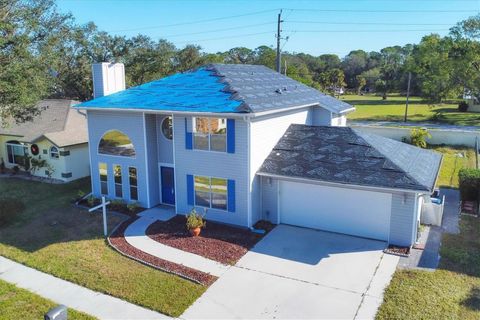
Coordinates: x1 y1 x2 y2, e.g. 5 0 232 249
2 0 480 125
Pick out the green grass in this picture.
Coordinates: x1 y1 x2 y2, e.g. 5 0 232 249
342 94 480 126
0 177 205 317
377 216 480 319
0 279 94 320
432 146 477 188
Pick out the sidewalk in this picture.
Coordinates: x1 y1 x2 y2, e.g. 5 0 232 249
124 209 229 277
0 256 169 320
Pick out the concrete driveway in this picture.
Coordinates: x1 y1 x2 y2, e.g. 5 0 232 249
182 225 399 320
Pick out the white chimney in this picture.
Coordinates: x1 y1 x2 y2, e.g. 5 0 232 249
92 62 126 98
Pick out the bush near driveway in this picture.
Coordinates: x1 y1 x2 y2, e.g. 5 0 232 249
459 168 480 201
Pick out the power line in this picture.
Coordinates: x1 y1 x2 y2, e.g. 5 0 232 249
285 29 450 33
174 31 273 45
108 9 279 32
284 8 476 13
156 22 276 38
286 20 457 26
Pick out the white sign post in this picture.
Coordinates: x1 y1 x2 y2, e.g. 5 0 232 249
88 196 111 237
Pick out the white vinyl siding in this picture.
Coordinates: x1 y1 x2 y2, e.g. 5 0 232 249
278 180 392 241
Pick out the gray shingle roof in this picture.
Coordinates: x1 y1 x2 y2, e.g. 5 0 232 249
207 64 354 114
0 99 87 147
258 124 442 192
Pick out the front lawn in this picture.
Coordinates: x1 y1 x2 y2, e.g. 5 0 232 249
0 178 205 317
377 215 480 320
342 94 480 126
432 146 477 188
0 279 94 320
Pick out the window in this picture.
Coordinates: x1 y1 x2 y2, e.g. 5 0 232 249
99 163 108 195
129 167 138 201
114 165 122 197
98 130 136 157
6 141 26 166
193 118 227 152
50 146 59 159
161 116 173 140
194 176 227 211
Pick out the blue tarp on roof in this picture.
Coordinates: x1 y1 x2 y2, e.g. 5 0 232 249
76 64 354 114
76 68 243 113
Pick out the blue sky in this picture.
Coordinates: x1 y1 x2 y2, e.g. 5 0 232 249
57 0 479 57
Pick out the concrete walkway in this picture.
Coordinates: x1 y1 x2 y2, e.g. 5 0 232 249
124 208 229 277
0 256 169 320
350 120 480 132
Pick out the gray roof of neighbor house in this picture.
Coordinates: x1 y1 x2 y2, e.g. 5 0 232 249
76 64 354 114
0 99 87 147
258 124 442 192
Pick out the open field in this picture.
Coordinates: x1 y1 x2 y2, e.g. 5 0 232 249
342 94 480 126
0 177 205 317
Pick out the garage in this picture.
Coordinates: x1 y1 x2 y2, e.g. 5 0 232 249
279 180 392 241
257 125 443 247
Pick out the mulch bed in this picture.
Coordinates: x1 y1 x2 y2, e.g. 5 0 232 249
384 245 411 257
146 216 275 265
108 217 217 286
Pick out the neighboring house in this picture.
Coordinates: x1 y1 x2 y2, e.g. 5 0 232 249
0 100 90 182
76 63 441 247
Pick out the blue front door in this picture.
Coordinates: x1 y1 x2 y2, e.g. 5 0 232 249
161 166 175 205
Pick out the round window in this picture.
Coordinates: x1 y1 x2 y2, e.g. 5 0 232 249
161 116 173 140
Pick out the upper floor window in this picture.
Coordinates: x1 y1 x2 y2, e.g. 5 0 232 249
161 116 173 140
193 117 226 152
98 130 136 157
50 146 59 159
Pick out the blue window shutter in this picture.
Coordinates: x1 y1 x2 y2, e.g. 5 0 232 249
185 118 193 150
227 179 235 212
187 175 194 205
227 119 235 154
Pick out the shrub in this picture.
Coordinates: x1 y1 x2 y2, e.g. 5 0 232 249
459 168 480 201
110 199 126 211
87 195 95 207
458 101 469 112
0 198 25 227
186 208 206 230
410 128 431 148
127 201 139 213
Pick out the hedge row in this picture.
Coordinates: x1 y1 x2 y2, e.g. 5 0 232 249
459 168 480 201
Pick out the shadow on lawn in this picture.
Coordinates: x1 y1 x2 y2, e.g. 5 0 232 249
0 206 125 253
462 287 480 311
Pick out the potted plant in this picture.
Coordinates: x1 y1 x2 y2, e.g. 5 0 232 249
186 208 206 237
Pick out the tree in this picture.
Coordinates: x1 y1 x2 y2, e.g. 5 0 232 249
342 50 368 88
355 75 366 94
0 0 69 125
318 68 346 94
378 46 406 99
224 47 253 64
173 45 204 72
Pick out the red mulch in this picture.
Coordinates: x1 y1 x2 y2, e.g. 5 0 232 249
146 216 275 265
384 245 411 257
108 218 217 286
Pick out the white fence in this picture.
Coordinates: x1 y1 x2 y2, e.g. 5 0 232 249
351 124 480 147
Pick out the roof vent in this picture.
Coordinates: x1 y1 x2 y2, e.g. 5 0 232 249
275 88 282 94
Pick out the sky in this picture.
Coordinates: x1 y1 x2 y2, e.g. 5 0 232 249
56 0 480 57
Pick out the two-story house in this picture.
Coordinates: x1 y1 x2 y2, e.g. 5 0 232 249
76 63 441 248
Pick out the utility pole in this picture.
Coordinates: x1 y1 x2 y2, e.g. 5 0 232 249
276 9 283 73
404 72 412 122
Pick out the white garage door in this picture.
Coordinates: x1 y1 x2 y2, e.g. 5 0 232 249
279 180 392 241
